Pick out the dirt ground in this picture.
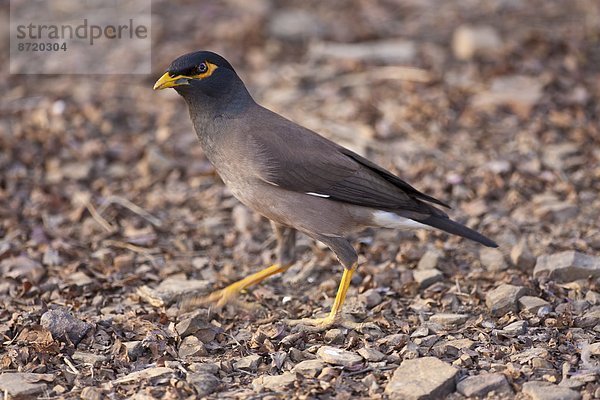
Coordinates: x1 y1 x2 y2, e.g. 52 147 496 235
1 0 600 398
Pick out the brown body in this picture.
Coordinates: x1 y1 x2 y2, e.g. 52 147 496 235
154 50 496 329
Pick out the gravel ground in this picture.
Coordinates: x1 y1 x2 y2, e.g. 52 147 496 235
1 0 600 398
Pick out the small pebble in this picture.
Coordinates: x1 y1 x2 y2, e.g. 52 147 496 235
317 346 363 368
40 309 92 345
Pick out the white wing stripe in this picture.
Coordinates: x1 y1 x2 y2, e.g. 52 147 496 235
305 192 330 198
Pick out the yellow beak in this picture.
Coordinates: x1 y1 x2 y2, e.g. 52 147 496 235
153 72 191 90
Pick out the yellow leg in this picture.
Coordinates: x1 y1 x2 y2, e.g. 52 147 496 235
285 264 378 332
328 265 356 319
180 263 289 311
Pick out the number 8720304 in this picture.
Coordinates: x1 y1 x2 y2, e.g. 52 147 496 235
17 42 67 51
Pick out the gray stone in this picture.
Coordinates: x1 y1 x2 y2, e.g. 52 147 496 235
522 381 581 400
519 296 550 314
40 309 92 344
452 25 502 60
510 347 549 364
362 374 379 392
446 339 475 350
485 284 529 316
413 269 443 289
80 386 103 400
585 290 600 305
377 333 409 348
532 358 554 369
457 373 512 397
411 326 429 338
414 334 440 347
292 359 326 377
534 251 600 282
187 372 220 396
317 346 363 368
511 241 536 270
358 347 386 362
560 371 597 388
271 351 287 371
400 342 420 359
72 351 107 365
137 275 210 307
417 250 440 270
359 288 382 308
114 367 173 384
123 341 144 359
559 378 586 389
433 338 475 355
537 306 553 318
1 256 45 283
175 313 215 337
252 372 296 392
324 328 344 344
0 373 51 398
428 313 468 329
385 357 458 399
188 362 220 375
480 248 508 271
575 307 600 328
179 336 207 358
234 354 263 371
557 300 589 314
496 320 527 337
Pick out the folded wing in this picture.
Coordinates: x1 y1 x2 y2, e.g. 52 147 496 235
245 109 497 248
249 114 446 215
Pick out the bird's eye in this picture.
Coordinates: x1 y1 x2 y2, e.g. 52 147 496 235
197 63 208 74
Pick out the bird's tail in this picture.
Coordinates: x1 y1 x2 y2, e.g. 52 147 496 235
417 215 498 248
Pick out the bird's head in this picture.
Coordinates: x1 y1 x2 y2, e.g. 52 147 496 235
153 51 244 102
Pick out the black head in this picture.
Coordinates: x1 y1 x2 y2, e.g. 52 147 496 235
153 51 242 98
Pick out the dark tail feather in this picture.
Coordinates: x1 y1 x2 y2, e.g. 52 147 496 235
419 215 498 247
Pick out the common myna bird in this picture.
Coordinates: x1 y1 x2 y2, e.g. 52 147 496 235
154 51 497 331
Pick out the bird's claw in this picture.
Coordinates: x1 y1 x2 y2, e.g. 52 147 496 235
285 314 380 333
179 286 260 313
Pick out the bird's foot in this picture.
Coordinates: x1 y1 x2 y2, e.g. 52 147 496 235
285 313 379 333
179 263 288 314
179 284 259 313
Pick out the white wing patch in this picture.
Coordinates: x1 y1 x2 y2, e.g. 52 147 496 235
305 192 331 198
372 211 430 230
262 178 280 187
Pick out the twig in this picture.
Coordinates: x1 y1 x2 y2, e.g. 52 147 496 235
455 277 463 295
236 369 257 377
103 240 162 267
345 364 397 377
85 202 114 233
63 355 80 375
103 240 160 255
98 195 163 227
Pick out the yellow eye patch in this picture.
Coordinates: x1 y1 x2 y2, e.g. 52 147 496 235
153 61 219 90
189 61 218 80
